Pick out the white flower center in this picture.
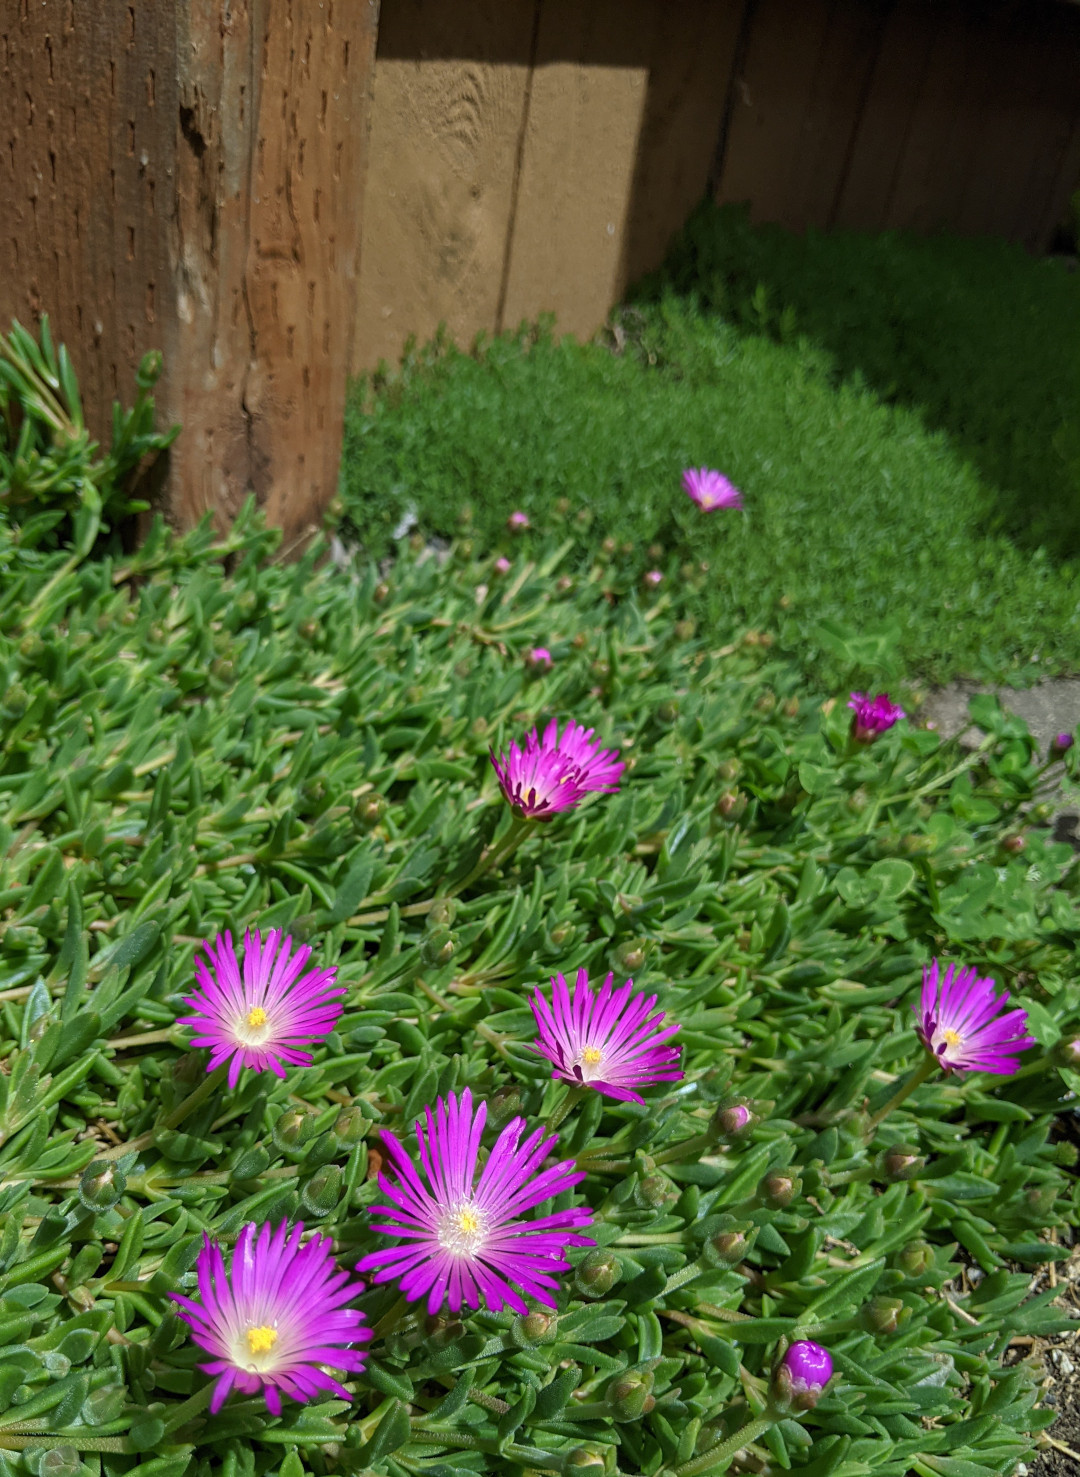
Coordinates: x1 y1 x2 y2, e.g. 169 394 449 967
932 1025 964 1056
575 1045 604 1080
235 1005 272 1047
437 1202 488 1258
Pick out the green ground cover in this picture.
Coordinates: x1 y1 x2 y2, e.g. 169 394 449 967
0 492 1077 1474
340 207 1080 687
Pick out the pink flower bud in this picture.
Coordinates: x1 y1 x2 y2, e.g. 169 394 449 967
773 1340 833 1410
507 511 529 533
1052 731 1074 757
493 556 512 576
642 569 663 590
525 647 554 673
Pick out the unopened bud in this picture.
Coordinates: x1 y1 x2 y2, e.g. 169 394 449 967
783 698 800 718
301 1164 342 1215
1001 833 1026 855
758 1170 801 1210
554 497 571 517
607 1369 654 1422
716 790 747 820
574 1249 619 1298
613 941 646 972
1053 1036 1080 1069
713 1102 754 1139
427 898 457 929
557 576 574 594
861 1296 906 1335
549 922 575 947
354 793 386 830
421 928 456 967
525 646 554 673
642 569 663 590
1051 731 1074 757
39 1447 82 1477
674 619 696 641
634 1173 676 1210
1025 1181 1056 1217
773 1340 832 1411
18 633 45 663
79 1161 126 1212
507 510 530 533
564 1448 606 1472
897 1240 934 1277
511 1311 557 1348
373 581 390 604
493 556 511 576
657 701 678 723
572 633 587 650
878 1143 924 1182
846 787 870 814
272 1108 319 1155
2 683 29 719
332 1106 368 1148
705 1225 753 1267
210 658 235 684
601 537 616 557
486 1084 523 1131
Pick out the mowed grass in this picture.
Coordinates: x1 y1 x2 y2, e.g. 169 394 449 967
340 206 1080 687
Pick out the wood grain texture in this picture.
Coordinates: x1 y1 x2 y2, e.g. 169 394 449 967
352 0 537 372
0 1 177 438
170 0 381 542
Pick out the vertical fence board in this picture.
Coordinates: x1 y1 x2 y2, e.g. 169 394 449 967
351 0 537 374
170 0 380 541
0 2 177 446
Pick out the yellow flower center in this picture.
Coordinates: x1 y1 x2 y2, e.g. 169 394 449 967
437 1201 488 1257
942 1028 962 1048
456 1208 481 1235
582 1047 603 1065
246 1325 278 1356
247 1007 268 1028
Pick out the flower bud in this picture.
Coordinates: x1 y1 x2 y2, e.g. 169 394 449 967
493 556 512 576
409 531 425 554
772 1340 832 1411
1051 731 1074 757
647 543 664 561
299 618 319 642
878 1143 924 1182
896 1240 934 1277
511 1311 557 1347
420 928 456 967
861 1297 906 1335
525 647 554 673
272 1108 320 1156
607 1369 655 1422
601 537 616 557
18 633 45 663
426 898 457 929
549 922 575 947
1053 1036 1080 1069
642 569 663 590
332 1106 368 1148
574 1249 620 1298
634 1173 677 1210
613 940 646 972
373 581 390 604
458 504 475 527
1025 1181 1056 1218
783 697 800 719
713 1102 754 1140
2 683 29 719
210 658 235 684
354 793 386 830
136 348 164 388
39 1447 83 1477
564 1448 607 1472
758 1169 801 1210
508 510 530 533
657 700 678 723
486 1083 524 1132
703 1223 754 1267
1000 833 1026 855
557 576 574 594
301 1164 342 1216
458 538 474 560
620 541 634 558
716 790 747 820
674 619 696 641
554 497 571 517
846 787 870 814
79 1161 126 1212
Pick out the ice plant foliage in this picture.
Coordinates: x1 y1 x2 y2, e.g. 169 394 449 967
915 959 1034 1075
490 718 624 819
682 466 744 512
179 929 345 1088
357 1088 594 1315
530 968 683 1104
848 690 906 742
172 1222 370 1415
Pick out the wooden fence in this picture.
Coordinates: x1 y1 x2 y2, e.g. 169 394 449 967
2 0 1079 540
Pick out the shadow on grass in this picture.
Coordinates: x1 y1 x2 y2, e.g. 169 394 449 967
631 202 1080 562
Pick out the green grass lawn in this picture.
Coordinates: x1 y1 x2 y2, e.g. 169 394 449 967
340 205 1080 688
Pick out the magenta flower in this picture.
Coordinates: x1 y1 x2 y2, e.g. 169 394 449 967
172 1222 370 1415
526 646 554 672
848 691 905 742
915 959 1035 1076
493 556 512 576
508 510 530 532
490 718 624 819
1052 731 1074 757
682 467 744 512
774 1340 833 1410
357 1088 593 1315
530 968 683 1104
642 569 663 590
179 930 345 1089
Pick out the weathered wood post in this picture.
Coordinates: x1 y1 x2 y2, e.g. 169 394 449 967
0 1 380 544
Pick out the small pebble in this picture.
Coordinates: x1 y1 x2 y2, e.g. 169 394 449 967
1051 1348 1075 1376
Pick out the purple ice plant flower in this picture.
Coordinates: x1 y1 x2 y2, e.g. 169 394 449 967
490 718 624 820
493 556 512 576
682 467 744 512
774 1340 833 1409
357 1088 593 1315
530 968 683 1104
915 959 1035 1076
1052 731 1074 757
507 510 530 532
525 646 554 672
172 1222 370 1415
179 929 345 1089
848 691 906 742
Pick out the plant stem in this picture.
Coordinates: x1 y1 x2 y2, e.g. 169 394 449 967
94 1063 229 1162
864 1054 937 1137
674 1413 774 1477
450 812 532 896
